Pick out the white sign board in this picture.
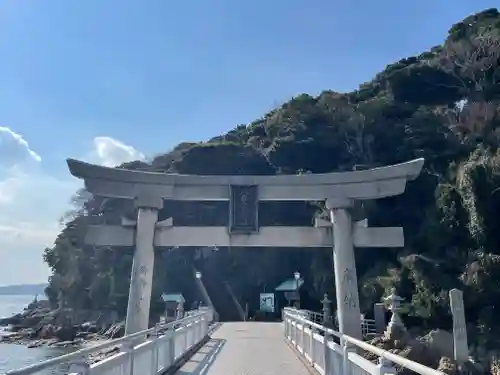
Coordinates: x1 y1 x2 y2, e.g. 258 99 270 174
260 293 275 312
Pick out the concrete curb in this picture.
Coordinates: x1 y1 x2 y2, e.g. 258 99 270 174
207 322 222 335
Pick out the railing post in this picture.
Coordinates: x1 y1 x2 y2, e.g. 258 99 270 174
186 323 192 350
288 313 292 336
342 342 356 375
196 317 202 343
287 315 291 340
194 320 198 346
204 313 209 335
168 328 176 366
294 318 299 348
375 357 397 375
283 313 288 338
323 331 331 375
191 320 196 346
124 340 136 375
68 357 90 375
301 319 306 353
180 326 186 353
150 324 160 375
192 321 196 347
309 326 315 366
286 313 291 340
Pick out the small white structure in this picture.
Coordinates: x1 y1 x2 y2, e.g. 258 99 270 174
275 277 304 307
161 293 185 321
67 157 424 338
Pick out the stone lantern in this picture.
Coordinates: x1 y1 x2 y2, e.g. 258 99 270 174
321 293 332 326
383 289 407 340
177 300 185 319
294 271 301 309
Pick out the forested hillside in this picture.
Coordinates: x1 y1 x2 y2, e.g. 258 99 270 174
43 9 500 346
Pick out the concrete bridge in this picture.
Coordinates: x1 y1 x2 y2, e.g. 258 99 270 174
6 307 445 375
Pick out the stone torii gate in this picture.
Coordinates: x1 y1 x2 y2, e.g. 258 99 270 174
67 157 424 339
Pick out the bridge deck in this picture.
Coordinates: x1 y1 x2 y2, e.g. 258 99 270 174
176 322 312 375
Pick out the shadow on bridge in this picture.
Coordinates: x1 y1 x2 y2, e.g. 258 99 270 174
176 338 226 375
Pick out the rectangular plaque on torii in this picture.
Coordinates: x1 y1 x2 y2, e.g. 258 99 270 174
229 185 259 234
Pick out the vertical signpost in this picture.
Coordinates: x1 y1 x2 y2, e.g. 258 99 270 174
449 289 469 364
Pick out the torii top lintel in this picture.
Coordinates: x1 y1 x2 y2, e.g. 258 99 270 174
66 158 424 202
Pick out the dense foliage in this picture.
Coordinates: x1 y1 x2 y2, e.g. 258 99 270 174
43 9 500 345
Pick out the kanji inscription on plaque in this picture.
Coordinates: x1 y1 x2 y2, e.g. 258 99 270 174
229 185 259 233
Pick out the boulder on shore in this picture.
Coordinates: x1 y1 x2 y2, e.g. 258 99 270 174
0 300 125 349
54 325 78 342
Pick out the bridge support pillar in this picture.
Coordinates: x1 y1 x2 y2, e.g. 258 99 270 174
124 195 163 335
327 198 363 340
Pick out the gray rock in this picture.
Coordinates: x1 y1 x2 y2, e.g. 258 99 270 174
422 329 455 360
54 326 77 342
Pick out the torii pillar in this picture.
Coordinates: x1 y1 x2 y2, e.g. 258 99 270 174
327 197 362 339
124 194 162 335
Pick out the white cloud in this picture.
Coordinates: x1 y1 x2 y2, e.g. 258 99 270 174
90 136 145 167
0 126 41 165
0 127 71 285
0 127 43 205
0 222 61 247
0 126 43 206
0 169 79 285
0 171 24 204
0 130 145 285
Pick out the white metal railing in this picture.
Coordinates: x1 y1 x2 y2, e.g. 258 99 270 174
283 308 445 375
299 309 325 324
298 309 378 337
7 308 214 375
361 317 377 338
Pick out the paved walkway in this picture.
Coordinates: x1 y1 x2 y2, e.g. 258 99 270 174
176 322 312 375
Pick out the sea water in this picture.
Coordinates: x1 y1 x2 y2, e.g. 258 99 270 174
0 295 72 374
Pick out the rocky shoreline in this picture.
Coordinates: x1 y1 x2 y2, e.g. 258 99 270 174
0 300 126 350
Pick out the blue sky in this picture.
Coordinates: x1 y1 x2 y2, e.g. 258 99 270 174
0 0 496 286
